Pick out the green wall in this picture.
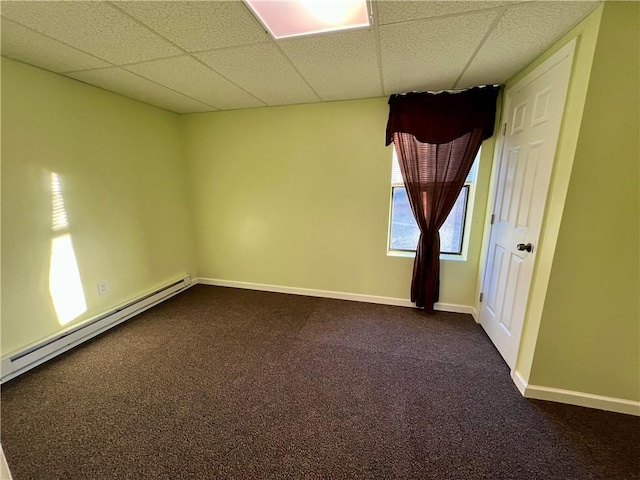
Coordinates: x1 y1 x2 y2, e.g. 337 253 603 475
1 59 495 358
182 98 496 307
1 58 195 354
3 3 636 404
529 2 640 401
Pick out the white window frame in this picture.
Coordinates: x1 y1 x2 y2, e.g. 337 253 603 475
387 148 480 261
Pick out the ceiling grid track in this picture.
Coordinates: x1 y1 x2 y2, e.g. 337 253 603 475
61 53 186 75
1 0 604 113
275 45 324 101
188 40 272 57
452 8 506 90
265 39 324 102
1 16 117 70
106 1 269 107
236 1 324 102
98 66 220 111
1 11 218 112
371 1 386 97
78 63 220 111
378 3 517 28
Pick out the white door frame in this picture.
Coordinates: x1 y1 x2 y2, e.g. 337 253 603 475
476 39 577 375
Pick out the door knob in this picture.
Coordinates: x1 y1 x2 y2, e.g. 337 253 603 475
516 243 533 253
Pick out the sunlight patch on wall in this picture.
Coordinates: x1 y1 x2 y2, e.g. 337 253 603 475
48 173 86 325
50 234 86 325
51 172 69 231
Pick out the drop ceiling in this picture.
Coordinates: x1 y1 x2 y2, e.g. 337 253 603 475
0 1 600 114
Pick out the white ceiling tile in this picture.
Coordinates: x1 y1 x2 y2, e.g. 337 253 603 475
1 1 181 64
376 0 520 25
125 56 265 110
66 67 214 114
458 1 599 88
1 17 110 73
0 0 603 112
116 1 269 52
380 10 498 94
194 43 320 106
278 29 381 101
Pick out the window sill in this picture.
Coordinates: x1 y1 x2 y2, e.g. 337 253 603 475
387 250 467 262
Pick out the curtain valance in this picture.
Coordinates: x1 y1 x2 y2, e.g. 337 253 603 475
385 85 501 146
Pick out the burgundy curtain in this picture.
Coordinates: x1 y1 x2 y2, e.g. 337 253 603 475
386 86 500 312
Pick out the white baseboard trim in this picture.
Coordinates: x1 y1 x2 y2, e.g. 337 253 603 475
1 276 194 384
194 277 476 315
437 303 476 316
511 370 640 416
512 370 529 396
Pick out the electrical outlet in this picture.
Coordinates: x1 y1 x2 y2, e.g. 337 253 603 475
97 280 109 295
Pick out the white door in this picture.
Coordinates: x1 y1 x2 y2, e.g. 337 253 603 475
479 41 576 369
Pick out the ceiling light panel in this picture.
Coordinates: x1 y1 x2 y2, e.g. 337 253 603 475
244 0 371 39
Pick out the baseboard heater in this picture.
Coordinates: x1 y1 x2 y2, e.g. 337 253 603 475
1 276 192 384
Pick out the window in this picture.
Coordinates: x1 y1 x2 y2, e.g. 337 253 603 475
389 149 479 255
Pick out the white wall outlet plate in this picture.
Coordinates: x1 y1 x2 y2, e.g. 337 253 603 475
97 280 109 295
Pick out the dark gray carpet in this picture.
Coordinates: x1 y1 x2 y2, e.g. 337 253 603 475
2 285 638 479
